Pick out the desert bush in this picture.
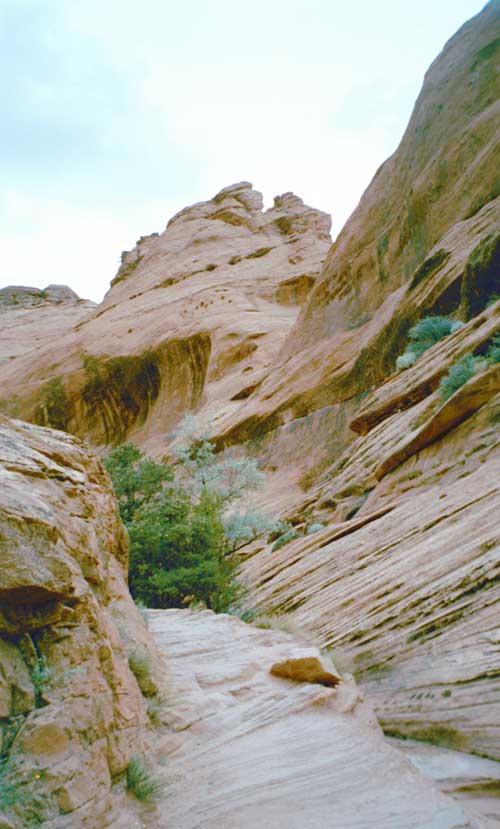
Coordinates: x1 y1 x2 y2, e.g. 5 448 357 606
171 415 265 501
396 316 463 371
306 522 325 534
272 528 301 551
439 354 477 402
105 417 279 612
486 333 500 363
223 509 282 551
125 756 162 802
104 443 173 524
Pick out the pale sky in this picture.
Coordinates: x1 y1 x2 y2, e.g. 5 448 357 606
0 0 487 302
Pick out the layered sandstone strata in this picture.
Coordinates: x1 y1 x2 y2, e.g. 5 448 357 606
0 416 161 827
0 184 331 452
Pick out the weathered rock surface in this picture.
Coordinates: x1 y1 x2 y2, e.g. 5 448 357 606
389 738 500 828
0 416 160 827
0 0 498 803
0 285 94 368
211 0 500 484
0 184 331 451
146 608 481 828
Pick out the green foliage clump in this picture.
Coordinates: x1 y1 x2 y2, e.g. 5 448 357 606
486 333 500 364
0 760 48 826
0 759 21 811
439 354 477 402
272 528 301 551
306 522 325 534
396 316 463 371
104 443 173 524
105 416 276 612
125 756 162 802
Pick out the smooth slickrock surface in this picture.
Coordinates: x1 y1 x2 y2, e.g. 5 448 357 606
0 416 160 828
146 608 481 829
389 739 500 828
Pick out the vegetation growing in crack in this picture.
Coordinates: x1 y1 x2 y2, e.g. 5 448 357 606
439 354 478 402
105 416 280 611
0 760 50 826
438 335 500 402
396 316 463 371
125 756 163 802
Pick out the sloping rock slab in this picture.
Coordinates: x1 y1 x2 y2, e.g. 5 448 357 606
147 608 480 828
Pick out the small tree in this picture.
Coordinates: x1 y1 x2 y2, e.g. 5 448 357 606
104 443 173 524
104 417 276 611
171 415 277 548
171 415 265 501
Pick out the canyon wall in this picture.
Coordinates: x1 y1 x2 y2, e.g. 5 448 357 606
0 0 498 772
0 416 162 827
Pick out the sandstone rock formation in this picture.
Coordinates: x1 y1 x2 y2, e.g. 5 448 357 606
145 608 481 828
0 0 498 812
0 285 94 368
0 184 331 451
0 416 161 827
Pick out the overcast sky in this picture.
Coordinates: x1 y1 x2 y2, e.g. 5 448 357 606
0 0 486 302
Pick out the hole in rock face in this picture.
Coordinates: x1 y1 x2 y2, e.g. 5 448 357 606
460 233 500 319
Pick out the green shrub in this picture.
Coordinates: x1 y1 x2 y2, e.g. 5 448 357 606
104 443 173 524
105 417 278 612
272 529 301 551
397 316 463 371
306 522 325 534
486 333 500 364
439 354 477 402
128 487 238 611
125 757 162 802
396 351 418 370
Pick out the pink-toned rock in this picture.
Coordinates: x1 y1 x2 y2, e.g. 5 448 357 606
0 416 160 827
145 608 480 828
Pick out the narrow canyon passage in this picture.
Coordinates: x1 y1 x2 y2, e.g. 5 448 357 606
142 609 488 829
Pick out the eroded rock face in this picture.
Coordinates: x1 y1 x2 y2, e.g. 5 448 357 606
0 285 94 368
0 416 160 827
0 183 331 450
0 0 498 789
146 609 480 829
210 1 500 490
